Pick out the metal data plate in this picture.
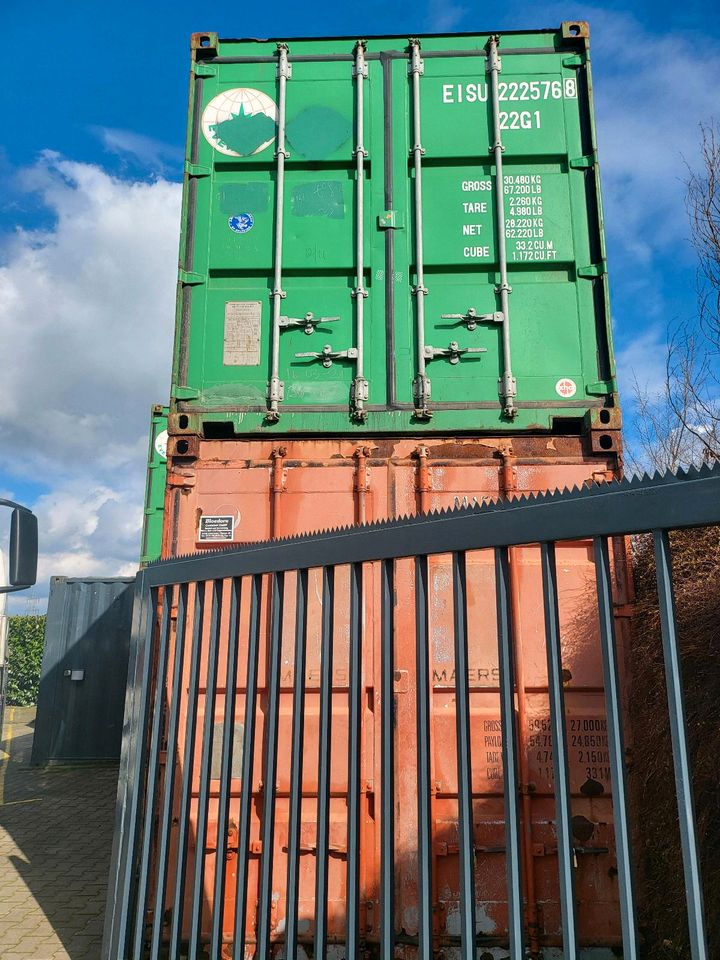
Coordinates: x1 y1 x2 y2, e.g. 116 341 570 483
223 300 262 366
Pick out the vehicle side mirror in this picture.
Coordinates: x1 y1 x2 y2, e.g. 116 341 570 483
0 500 38 593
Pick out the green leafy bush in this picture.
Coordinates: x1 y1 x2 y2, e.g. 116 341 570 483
6 616 46 706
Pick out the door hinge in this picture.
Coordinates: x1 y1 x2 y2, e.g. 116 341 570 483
577 262 606 279
178 270 205 285
586 379 617 396
184 161 211 178
172 385 200 400
192 62 218 77
570 153 597 169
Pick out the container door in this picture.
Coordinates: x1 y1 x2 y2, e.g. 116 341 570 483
187 53 388 416
390 46 597 416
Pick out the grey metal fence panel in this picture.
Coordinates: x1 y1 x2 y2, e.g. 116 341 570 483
32 576 135 765
103 463 719 960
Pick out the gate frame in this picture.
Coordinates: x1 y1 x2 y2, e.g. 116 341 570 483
103 463 720 960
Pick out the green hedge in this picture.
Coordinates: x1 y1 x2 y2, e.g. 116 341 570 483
6 616 46 706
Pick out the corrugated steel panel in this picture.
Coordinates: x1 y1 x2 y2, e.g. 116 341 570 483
140 405 169 566
171 23 617 435
32 577 135 764
152 434 633 953
162 433 618 552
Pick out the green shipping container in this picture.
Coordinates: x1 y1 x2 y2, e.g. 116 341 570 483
140 405 168 565
171 23 617 435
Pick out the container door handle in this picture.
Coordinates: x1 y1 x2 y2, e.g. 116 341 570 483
295 344 359 368
279 313 341 335
440 308 504 331
423 342 487 365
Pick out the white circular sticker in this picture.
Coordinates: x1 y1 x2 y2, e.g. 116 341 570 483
555 378 577 399
154 429 168 460
201 88 277 157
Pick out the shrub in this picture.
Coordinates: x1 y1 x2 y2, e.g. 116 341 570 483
6 615 46 706
630 527 720 958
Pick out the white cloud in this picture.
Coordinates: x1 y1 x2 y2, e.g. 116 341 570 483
90 126 183 172
34 483 142 581
615 324 668 399
425 0 469 32
489 5 720 263
0 153 181 607
575 9 720 261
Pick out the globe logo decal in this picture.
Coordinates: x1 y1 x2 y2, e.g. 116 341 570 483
201 88 278 157
228 213 254 234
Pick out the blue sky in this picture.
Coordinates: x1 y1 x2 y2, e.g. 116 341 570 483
1 0 719 608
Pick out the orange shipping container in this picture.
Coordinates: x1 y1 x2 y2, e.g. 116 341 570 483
153 433 631 957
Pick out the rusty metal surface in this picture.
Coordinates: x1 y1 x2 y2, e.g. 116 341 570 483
162 435 619 554
148 436 633 954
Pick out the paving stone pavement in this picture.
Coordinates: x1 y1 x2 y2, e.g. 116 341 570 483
0 706 119 959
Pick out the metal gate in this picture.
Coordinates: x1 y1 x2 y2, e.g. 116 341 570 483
103 464 719 960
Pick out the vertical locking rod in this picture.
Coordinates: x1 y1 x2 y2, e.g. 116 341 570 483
267 43 291 422
487 36 518 419
409 39 431 419
352 41 370 421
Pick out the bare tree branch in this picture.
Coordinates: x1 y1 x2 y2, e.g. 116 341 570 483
636 121 720 470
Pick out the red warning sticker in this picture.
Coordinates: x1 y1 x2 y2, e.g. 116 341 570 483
555 377 577 398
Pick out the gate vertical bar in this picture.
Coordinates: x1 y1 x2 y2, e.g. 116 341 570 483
487 35 517 418
257 572 286 958
188 579 223 959
452 551 477 957
267 42 291 421
540 542 578 954
653 529 708 960
106 574 155 959
233 574 263 959
494 547 525 958
346 562 363 958
169 582 205 960
131 586 172 958
380 558 395 960
593 537 639 958
314 566 335 959
149 583 189 960
415 555 433 960
210 577 243 959
285 569 309 955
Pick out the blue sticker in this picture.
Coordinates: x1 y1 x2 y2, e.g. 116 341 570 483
228 213 254 234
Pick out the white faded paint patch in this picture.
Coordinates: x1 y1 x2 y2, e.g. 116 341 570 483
442 947 509 960
543 950 619 960
403 903 419 931
444 901 497 936
431 624 452 663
